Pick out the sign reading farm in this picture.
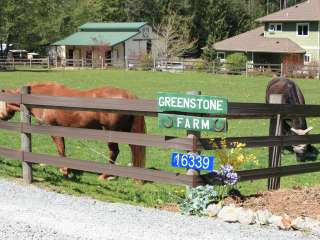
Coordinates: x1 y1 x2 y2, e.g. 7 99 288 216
159 113 227 132
157 92 227 114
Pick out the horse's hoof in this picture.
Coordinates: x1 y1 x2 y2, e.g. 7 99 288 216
59 167 70 177
98 174 116 181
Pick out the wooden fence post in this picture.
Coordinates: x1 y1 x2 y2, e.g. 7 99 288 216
268 94 283 190
21 86 32 184
186 91 201 179
280 63 284 77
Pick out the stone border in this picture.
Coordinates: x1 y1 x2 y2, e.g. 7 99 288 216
207 203 320 235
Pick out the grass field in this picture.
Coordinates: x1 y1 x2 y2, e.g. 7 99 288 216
0 69 319 207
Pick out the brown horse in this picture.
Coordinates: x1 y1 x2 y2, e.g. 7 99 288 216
0 82 146 178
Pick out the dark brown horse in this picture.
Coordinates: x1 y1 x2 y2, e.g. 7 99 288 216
266 77 318 161
0 82 146 178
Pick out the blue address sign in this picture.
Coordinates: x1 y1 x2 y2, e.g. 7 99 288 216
171 152 214 171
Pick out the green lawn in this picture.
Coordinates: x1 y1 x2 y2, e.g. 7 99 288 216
0 69 319 206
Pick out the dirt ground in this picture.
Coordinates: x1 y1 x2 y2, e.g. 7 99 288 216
158 186 320 220
224 186 320 219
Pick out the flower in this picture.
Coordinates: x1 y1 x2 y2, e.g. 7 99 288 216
220 164 238 185
212 139 257 170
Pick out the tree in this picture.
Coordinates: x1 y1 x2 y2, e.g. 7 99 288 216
201 34 216 62
153 13 195 58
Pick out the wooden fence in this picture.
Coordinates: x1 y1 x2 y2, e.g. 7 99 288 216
1 88 320 190
1 57 320 79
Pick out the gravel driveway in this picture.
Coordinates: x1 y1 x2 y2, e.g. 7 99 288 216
0 179 318 240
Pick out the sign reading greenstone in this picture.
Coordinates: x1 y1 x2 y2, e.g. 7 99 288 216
159 113 227 132
157 92 228 114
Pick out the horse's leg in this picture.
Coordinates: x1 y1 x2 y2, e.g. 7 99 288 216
98 142 119 180
51 136 69 177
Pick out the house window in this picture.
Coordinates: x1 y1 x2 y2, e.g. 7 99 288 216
217 52 225 61
269 23 282 32
304 54 311 63
297 23 309 36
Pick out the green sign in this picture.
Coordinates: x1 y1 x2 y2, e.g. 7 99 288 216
157 92 228 114
159 113 227 132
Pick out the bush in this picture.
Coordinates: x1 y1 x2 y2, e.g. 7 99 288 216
225 53 247 72
180 185 218 216
138 53 154 71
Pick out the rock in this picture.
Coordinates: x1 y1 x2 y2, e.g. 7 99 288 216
279 214 292 230
236 208 255 225
268 215 282 227
186 169 199 176
207 202 222 217
292 217 320 233
255 209 272 225
217 205 238 223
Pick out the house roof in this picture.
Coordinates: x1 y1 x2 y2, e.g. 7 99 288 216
213 26 306 54
79 22 147 31
52 31 138 46
257 0 320 22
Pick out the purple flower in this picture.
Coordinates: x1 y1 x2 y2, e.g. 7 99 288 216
220 164 238 185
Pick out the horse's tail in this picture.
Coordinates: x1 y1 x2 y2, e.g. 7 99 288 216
130 115 146 168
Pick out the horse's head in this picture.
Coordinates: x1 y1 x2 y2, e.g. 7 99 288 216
0 89 20 121
291 127 318 161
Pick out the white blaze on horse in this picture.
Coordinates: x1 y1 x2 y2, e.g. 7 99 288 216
0 83 146 178
266 77 318 161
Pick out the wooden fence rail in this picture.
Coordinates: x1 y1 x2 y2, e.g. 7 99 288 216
0 90 320 189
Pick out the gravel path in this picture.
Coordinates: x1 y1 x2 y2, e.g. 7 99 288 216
0 179 318 240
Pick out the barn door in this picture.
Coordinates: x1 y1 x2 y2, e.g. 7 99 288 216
282 54 303 76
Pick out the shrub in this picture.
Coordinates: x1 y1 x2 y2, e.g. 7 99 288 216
225 53 247 72
138 53 154 71
180 185 218 216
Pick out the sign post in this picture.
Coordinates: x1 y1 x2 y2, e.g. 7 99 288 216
157 91 228 177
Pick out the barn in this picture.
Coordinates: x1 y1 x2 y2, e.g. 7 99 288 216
51 22 153 67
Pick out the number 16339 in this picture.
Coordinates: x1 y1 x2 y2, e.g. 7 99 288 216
171 152 214 171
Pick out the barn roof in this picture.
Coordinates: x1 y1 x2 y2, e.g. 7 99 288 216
79 22 147 31
214 26 305 54
257 0 320 22
52 31 139 46
52 22 148 46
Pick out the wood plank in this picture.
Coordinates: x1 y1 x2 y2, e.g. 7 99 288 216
22 95 158 116
198 134 320 149
196 162 320 185
0 121 21 132
21 86 32 184
23 152 194 186
0 93 21 103
18 94 320 118
268 94 283 190
21 124 194 150
0 147 22 160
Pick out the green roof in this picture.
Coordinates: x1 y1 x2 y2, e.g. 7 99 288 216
79 22 147 31
52 31 138 46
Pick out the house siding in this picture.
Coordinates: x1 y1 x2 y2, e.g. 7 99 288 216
265 21 320 61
